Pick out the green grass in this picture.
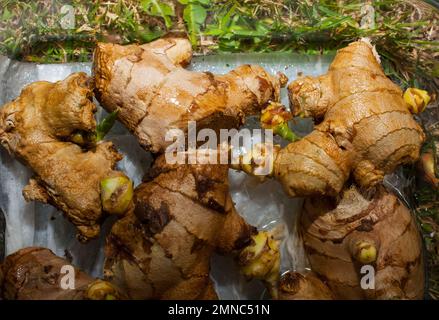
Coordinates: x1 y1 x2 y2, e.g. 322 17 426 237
412 138 439 300
1 0 438 92
0 0 169 62
202 0 439 91
416 191 439 300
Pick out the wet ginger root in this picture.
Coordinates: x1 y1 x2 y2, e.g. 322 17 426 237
239 230 281 298
279 40 426 196
104 154 280 299
0 73 132 242
1 247 124 300
301 186 425 299
269 40 426 197
93 37 286 154
278 271 334 300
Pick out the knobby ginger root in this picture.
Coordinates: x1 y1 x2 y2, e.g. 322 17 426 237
239 230 280 298
301 186 425 299
232 132 349 197
274 130 351 196
1 247 124 300
278 271 334 300
418 148 439 188
104 154 279 299
278 40 425 196
93 37 286 153
0 73 132 242
260 102 298 142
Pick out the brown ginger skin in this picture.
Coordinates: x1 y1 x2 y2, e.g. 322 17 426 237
0 73 127 241
274 130 351 197
278 271 334 300
93 37 286 154
276 40 425 197
301 186 425 300
104 155 258 300
1 247 123 300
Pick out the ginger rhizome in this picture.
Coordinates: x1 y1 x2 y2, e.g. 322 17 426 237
0 73 133 242
278 271 334 300
1 247 123 300
93 37 286 154
273 40 425 197
239 230 280 298
301 186 424 299
104 155 280 299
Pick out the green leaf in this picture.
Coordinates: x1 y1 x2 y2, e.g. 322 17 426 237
183 4 207 46
1 7 13 21
137 27 164 42
317 5 338 17
231 28 268 37
141 0 175 29
178 0 210 4
318 16 352 30
219 4 237 30
204 28 223 36
96 110 119 142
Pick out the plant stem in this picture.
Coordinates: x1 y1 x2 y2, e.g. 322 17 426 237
274 122 300 142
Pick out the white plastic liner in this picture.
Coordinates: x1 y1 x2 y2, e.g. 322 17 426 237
0 53 333 299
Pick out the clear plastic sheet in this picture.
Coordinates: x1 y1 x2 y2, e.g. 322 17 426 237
0 53 337 299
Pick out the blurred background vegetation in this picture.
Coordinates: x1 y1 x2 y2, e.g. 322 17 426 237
0 0 438 299
0 1 438 88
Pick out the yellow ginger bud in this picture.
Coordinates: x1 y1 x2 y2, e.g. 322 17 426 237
239 231 280 296
260 102 292 129
403 88 431 114
232 143 280 177
260 102 299 142
86 280 121 300
101 173 133 215
352 240 378 264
